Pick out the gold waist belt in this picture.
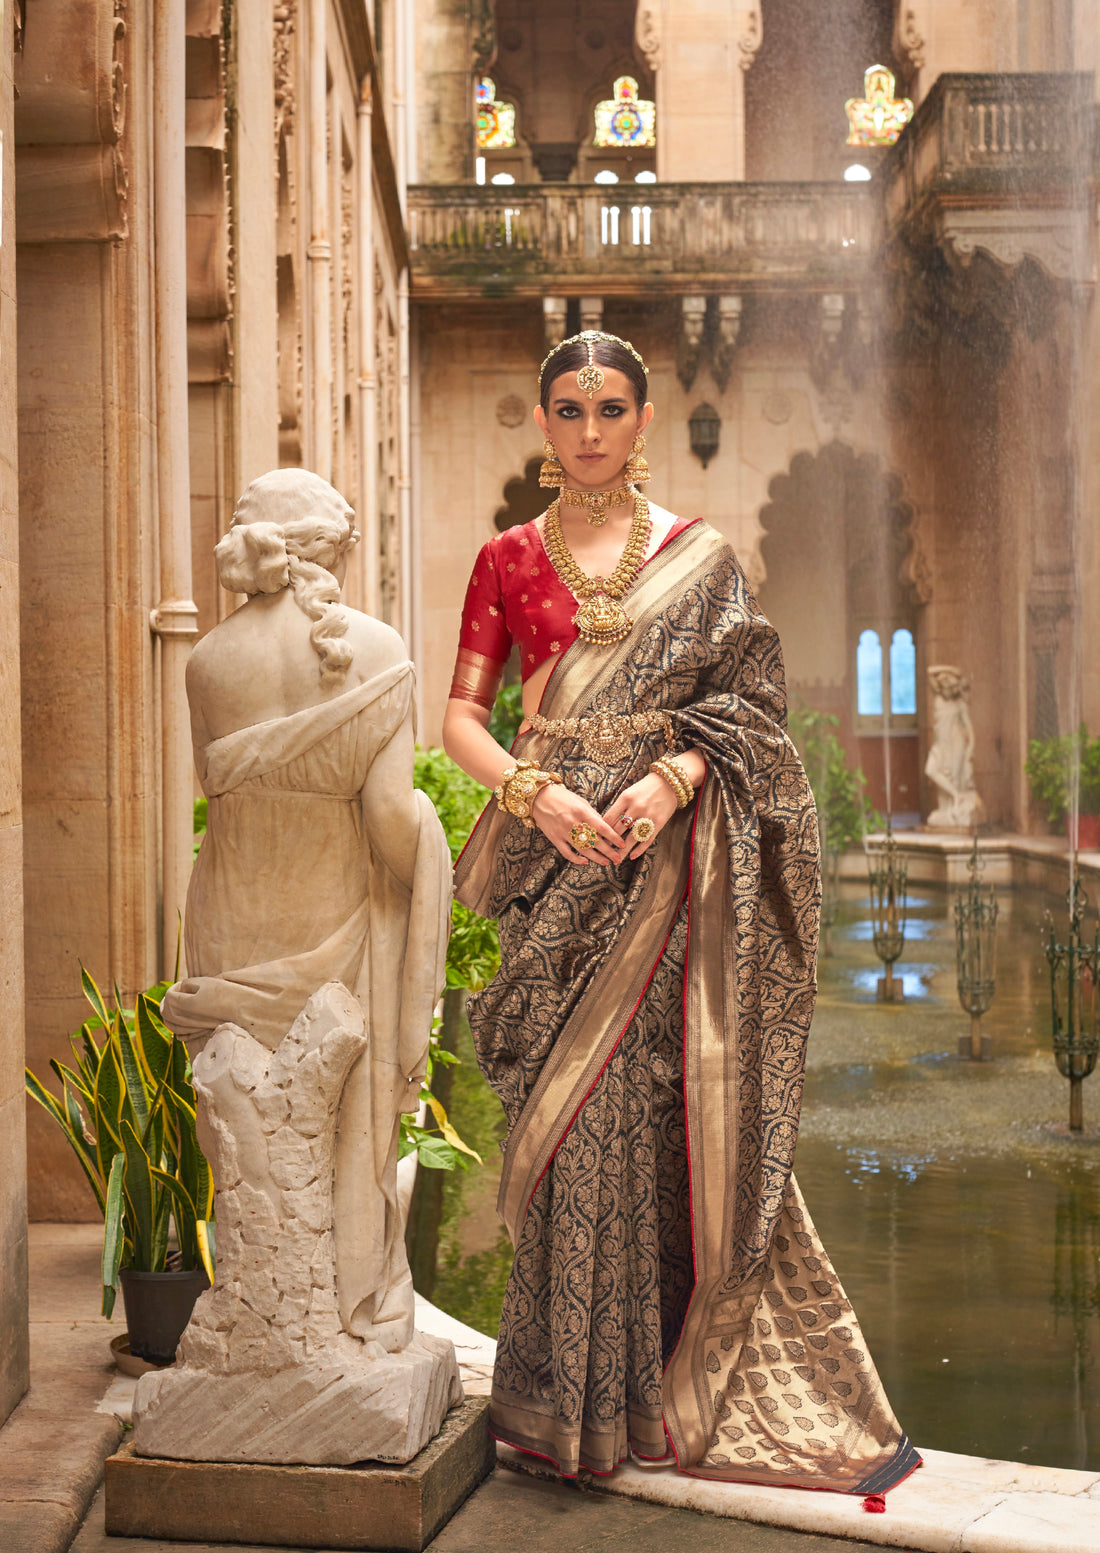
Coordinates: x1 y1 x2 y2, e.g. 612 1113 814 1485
527 708 674 766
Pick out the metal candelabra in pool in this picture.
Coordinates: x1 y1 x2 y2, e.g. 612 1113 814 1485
954 836 999 1062
867 827 1003 1062
865 821 908 1002
1045 877 1100 1134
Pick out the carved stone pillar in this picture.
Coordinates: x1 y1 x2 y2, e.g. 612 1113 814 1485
653 2 761 182
579 296 603 334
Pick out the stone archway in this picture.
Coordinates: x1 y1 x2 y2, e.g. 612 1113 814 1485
493 454 546 532
759 441 922 819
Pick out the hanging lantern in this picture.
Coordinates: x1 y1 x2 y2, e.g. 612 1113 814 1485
1045 879 1100 1133
866 820 907 1002
688 403 721 469
954 836 998 1061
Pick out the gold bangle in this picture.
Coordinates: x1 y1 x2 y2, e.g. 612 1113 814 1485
494 760 563 828
649 757 694 809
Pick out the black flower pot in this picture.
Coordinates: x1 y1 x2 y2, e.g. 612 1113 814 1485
119 1267 210 1364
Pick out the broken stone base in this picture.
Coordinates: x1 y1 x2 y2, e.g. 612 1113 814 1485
131 1330 462 1467
105 1396 493 1551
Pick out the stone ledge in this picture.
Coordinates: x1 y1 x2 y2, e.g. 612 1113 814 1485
498 1443 1100 1553
104 1395 493 1551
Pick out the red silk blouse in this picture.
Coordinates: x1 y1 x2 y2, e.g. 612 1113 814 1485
449 516 696 710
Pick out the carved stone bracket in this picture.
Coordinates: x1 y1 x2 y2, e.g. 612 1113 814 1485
711 295 742 392
893 4 926 72
737 2 763 71
14 0 129 241
472 0 497 76
579 295 603 334
811 293 846 386
677 296 707 391
542 295 567 354
634 0 661 72
937 206 1089 286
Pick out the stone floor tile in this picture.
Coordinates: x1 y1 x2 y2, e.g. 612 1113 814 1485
916 1447 1100 1497
962 1489 1100 1553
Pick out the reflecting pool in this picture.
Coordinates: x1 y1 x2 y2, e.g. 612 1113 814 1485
437 877 1100 1471
801 880 1100 1471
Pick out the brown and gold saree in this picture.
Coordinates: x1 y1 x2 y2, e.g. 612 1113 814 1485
455 520 919 1497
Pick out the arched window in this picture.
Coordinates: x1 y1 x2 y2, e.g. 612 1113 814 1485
594 76 655 148
476 79 516 150
889 628 916 715
857 629 883 716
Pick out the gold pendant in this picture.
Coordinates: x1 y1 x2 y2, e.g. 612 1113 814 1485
575 591 632 646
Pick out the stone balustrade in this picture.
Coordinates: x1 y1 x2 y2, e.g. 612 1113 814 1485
407 182 878 298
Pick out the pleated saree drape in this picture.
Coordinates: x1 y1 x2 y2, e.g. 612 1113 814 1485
455 522 919 1496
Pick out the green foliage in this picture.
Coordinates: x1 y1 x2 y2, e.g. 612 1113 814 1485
407 747 501 1175
488 682 525 750
1025 725 1100 826
788 707 883 852
431 1015 512 1337
193 797 207 861
25 970 215 1317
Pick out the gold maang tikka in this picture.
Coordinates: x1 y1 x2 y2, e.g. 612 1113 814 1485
576 337 605 400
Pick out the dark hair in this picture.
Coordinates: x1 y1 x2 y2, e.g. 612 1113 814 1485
539 337 649 412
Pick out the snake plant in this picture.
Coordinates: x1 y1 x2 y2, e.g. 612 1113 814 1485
26 968 215 1317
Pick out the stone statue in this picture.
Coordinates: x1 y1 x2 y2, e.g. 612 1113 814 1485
925 665 985 830
131 469 461 1466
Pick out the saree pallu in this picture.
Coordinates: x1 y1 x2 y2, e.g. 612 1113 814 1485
455 521 920 1496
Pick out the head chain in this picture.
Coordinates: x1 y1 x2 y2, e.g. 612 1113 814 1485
538 329 650 389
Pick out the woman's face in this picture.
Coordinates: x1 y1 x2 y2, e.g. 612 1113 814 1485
534 365 653 490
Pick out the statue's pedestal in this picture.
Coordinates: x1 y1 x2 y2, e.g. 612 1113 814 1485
104 1395 493 1551
130 1331 461 1466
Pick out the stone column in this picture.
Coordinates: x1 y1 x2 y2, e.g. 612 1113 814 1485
152 0 200 976
357 76 380 618
651 0 761 182
307 0 332 479
0 9 29 1426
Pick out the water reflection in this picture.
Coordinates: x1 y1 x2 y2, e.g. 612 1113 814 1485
801 881 1100 1469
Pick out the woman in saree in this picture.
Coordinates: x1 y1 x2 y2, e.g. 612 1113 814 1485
442 332 919 1501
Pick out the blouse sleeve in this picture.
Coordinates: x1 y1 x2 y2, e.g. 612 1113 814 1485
449 541 510 711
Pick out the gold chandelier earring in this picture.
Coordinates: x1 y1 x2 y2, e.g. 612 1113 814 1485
539 438 566 489
625 434 650 484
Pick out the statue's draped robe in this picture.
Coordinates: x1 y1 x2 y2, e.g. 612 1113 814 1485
162 662 451 1349
456 523 920 1494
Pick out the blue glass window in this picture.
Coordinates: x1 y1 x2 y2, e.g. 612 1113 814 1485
857 629 883 716
890 628 916 715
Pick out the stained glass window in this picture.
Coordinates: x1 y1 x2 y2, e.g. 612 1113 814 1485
845 65 913 147
857 629 884 716
890 629 917 715
476 79 516 150
594 76 656 149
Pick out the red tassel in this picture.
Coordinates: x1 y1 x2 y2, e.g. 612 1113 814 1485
862 1494 887 1514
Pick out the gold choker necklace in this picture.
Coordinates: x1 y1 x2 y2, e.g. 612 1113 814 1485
560 483 635 528
543 493 651 646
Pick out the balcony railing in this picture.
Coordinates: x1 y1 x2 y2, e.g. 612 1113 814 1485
407 182 878 297
885 71 1094 219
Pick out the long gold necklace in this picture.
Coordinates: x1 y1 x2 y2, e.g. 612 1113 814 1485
542 492 651 646
560 482 635 528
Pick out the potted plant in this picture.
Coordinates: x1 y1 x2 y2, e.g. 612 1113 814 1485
25 969 215 1364
1025 725 1100 850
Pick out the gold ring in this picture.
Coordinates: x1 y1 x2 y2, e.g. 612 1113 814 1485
620 814 635 829
569 822 598 850
631 817 656 844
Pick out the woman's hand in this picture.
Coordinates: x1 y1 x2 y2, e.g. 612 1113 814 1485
530 782 629 868
602 773 680 859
